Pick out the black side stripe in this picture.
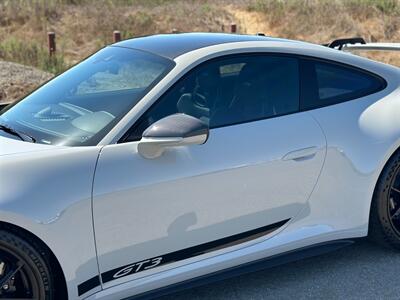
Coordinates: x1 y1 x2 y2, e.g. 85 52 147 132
78 275 100 296
78 218 289 296
102 219 289 283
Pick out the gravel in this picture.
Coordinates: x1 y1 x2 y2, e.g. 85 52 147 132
0 61 53 104
157 240 400 300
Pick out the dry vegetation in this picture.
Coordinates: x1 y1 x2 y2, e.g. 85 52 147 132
0 61 52 103
0 0 399 101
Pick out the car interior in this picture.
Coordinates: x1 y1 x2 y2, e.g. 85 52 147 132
126 56 300 141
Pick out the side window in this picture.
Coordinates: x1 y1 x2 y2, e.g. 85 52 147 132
301 59 386 110
123 55 300 142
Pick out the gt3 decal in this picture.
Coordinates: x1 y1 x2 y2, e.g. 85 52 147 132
78 218 289 296
113 257 163 279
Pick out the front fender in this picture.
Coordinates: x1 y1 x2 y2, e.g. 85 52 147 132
0 145 102 299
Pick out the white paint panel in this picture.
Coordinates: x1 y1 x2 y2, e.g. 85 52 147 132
93 111 326 287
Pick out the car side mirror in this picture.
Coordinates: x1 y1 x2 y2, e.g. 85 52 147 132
137 113 209 159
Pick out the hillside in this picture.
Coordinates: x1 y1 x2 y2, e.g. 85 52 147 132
0 0 399 102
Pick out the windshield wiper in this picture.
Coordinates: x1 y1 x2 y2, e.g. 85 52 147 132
0 124 36 143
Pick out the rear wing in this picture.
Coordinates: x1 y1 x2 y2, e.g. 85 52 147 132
323 37 400 52
342 43 400 52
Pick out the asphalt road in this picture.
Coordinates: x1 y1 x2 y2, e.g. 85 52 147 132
158 240 400 300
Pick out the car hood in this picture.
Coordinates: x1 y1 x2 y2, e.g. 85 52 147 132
0 135 66 157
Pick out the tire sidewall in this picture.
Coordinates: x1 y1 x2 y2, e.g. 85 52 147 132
0 231 53 299
372 152 400 248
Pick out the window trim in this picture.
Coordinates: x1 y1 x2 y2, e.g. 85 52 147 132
119 52 302 143
299 56 387 111
119 52 387 144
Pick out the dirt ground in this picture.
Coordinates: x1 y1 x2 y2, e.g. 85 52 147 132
0 60 53 104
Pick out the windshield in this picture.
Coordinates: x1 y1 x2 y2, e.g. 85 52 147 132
0 46 174 146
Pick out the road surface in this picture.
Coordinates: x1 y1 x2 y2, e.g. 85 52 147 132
158 240 400 299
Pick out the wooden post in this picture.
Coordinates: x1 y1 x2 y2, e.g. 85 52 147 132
230 23 237 33
48 32 56 56
113 31 121 43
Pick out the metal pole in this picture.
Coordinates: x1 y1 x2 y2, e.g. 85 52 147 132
113 31 121 43
230 23 237 33
48 32 56 56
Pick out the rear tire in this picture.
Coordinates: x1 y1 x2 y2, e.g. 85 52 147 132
369 150 400 250
0 230 55 299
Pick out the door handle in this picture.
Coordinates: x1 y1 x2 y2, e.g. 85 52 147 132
282 146 318 161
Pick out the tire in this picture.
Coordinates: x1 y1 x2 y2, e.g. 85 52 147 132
369 150 400 250
0 230 55 299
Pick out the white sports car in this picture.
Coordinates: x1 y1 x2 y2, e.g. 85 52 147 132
0 33 400 300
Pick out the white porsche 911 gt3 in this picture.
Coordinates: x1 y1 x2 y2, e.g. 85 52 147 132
0 33 400 300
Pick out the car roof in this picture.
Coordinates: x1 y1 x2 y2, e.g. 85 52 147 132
112 32 289 59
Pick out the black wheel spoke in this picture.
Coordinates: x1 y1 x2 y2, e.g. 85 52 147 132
0 248 39 299
391 207 400 220
0 261 24 288
385 164 400 237
7 298 39 300
391 186 400 194
0 262 5 276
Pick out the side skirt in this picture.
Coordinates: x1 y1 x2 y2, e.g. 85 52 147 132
79 219 289 296
125 239 356 300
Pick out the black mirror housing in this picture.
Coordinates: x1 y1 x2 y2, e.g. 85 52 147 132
138 114 209 159
143 113 209 141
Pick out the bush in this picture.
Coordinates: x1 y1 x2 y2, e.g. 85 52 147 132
0 38 67 74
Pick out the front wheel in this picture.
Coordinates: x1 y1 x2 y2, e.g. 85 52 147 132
0 231 54 299
369 150 400 250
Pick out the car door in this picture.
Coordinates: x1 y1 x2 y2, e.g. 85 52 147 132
92 54 326 288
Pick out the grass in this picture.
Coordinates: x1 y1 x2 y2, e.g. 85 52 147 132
248 0 400 15
0 38 67 74
245 0 400 66
0 0 399 74
247 0 400 40
0 0 231 71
